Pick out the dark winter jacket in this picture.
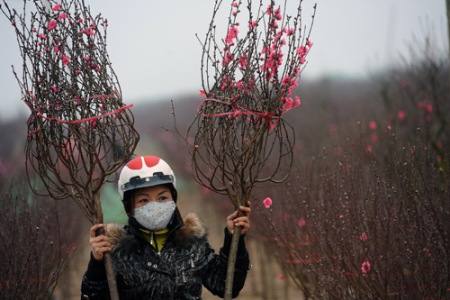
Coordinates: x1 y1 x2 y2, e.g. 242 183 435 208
81 212 250 299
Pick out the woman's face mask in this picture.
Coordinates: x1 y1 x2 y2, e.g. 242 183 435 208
133 200 176 231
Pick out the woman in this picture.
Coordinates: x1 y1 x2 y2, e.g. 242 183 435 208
81 155 251 299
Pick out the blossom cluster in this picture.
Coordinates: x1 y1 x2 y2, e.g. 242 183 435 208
1 0 122 126
199 0 316 129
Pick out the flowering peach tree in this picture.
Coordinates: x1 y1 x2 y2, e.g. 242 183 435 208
1 1 139 298
250 52 450 298
188 0 315 298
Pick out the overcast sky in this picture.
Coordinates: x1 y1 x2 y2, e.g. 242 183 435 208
0 0 447 121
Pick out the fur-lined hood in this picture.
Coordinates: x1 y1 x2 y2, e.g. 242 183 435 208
106 212 207 247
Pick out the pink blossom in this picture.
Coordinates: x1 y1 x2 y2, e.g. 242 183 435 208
52 4 61 11
419 102 433 113
236 81 243 90
38 33 47 39
281 76 291 86
58 12 67 20
269 19 278 29
225 26 239 44
270 42 277 51
266 4 272 15
288 80 298 95
54 45 60 53
263 49 283 78
77 18 83 23
360 232 368 241
48 19 57 30
232 11 237 16
220 75 231 91
263 197 272 209
61 54 69 66
232 1 238 7
297 217 306 227
278 274 285 280
306 38 313 48
83 55 90 61
248 20 257 29
274 8 282 21
296 46 308 56
397 110 406 120
83 28 95 35
239 55 248 69
274 31 283 41
369 121 377 130
361 260 371 273
371 133 378 143
287 28 295 36
77 70 82 75
51 86 58 93
199 90 207 97
281 96 300 112
222 51 234 66
299 56 306 65
32 28 37 33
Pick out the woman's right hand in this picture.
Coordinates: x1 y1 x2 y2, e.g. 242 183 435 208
90 224 112 261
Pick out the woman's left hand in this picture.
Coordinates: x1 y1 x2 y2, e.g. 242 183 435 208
227 201 251 235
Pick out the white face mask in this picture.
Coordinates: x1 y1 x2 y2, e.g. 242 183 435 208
133 201 176 231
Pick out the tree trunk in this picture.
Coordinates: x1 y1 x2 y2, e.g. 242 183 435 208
94 193 119 300
224 225 242 300
104 254 119 300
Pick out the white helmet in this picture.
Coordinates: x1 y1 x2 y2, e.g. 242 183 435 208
118 155 177 200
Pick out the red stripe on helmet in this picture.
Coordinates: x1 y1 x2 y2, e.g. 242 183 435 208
126 157 143 170
143 156 160 167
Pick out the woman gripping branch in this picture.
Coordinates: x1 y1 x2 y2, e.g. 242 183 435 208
81 155 251 299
